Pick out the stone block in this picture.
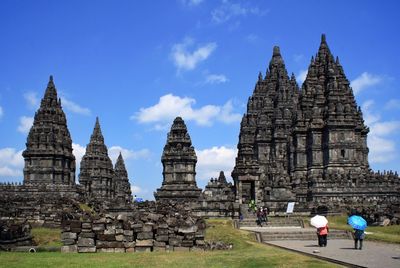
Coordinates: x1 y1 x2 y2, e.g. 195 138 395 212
82 223 92 229
98 248 114 253
71 227 82 233
77 237 95 247
80 232 95 238
136 239 153 247
137 232 153 240
123 230 133 236
157 228 169 235
182 240 194 247
61 232 77 240
135 246 151 252
115 234 124 241
97 234 116 241
142 224 153 232
61 245 78 253
114 248 126 253
169 237 182 246
154 241 166 247
115 228 124 235
104 228 116 235
156 235 169 242
124 235 134 242
93 224 105 231
123 242 136 248
178 226 197 234
78 247 96 253
126 247 135 253
62 239 76 245
97 241 124 248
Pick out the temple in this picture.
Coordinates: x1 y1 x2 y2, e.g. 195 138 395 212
154 117 202 201
23 76 76 186
232 34 400 213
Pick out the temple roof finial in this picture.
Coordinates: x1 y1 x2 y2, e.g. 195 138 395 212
321 34 326 44
273 46 281 57
49 75 53 82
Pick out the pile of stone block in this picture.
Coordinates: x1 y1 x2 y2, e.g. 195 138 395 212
61 201 206 253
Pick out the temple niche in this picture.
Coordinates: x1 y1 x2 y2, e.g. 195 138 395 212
232 34 400 213
154 117 202 201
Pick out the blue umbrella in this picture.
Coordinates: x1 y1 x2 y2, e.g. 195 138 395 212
348 215 367 230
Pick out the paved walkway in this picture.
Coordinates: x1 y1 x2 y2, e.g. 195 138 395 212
265 239 400 268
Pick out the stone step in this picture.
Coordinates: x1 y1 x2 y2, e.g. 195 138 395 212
260 230 351 241
239 217 303 228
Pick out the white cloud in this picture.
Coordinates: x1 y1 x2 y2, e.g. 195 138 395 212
61 97 91 116
0 105 3 119
108 146 151 164
17 116 34 134
385 99 400 110
245 34 259 43
132 94 241 127
351 72 382 95
211 1 267 24
72 143 86 167
23 92 39 109
362 100 400 163
296 69 308 85
171 38 217 71
180 0 203 6
131 185 143 195
206 74 229 84
0 148 24 178
196 146 237 180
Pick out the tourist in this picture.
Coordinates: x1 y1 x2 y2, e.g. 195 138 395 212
263 207 269 224
256 207 264 226
317 224 329 247
353 229 365 250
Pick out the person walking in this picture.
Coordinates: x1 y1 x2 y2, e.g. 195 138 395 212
354 228 365 250
317 224 329 247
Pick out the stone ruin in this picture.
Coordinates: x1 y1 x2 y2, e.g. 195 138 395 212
0 219 33 250
61 200 206 253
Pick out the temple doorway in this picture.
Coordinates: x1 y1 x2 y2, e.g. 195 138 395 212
241 181 255 203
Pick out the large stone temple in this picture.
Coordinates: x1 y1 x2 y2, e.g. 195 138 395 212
232 34 400 213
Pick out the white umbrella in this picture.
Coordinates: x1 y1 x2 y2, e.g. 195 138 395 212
310 215 328 228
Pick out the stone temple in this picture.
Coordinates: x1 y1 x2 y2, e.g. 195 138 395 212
232 34 400 213
23 76 76 186
154 117 202 201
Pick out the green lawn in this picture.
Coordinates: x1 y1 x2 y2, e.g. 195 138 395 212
304 215 400 244
0 219 340 268
31 227 62 247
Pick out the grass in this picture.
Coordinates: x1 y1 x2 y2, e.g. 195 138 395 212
31 227 62 247
304 215 400 244
0 219 340 268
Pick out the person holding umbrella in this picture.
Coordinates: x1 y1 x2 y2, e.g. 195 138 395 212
348 215 367 250
310 215 329 247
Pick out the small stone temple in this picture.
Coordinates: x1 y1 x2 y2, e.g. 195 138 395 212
154 117 202 201
79 117 116 200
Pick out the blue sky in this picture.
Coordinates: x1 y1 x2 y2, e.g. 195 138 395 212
0 0 399 200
